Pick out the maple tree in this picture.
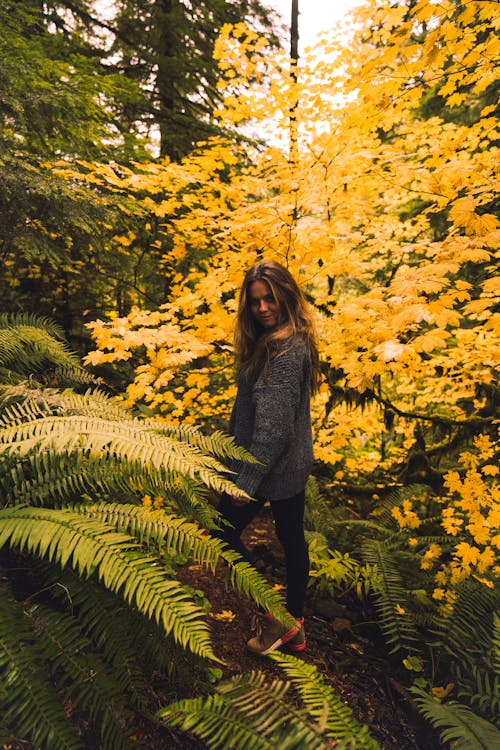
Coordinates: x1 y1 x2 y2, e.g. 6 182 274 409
84 0 498 459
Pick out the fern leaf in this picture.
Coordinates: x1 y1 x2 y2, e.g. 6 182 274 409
455 663 500 719
269 652 380 748
24 602 132 750
155 424 259 463
0 444 221 526
304 476 336 533
493 613 500 676
220 546 294 627
412 687 500 749
83 503 294 626
159 670 331 749
328 518 395 537
0 388 257 463
0 312 67 340
0 506 219 661
434 580 499 668
159 693 274 750
44 565 174 706
83 502 223 570
0 413 245 497
362 539 420 654
0 584 85 750
0 317 79 373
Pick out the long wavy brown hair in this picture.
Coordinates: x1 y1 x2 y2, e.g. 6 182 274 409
234 260 320 393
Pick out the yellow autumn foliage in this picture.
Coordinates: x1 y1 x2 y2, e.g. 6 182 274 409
75 2 497 480
75 0 500 595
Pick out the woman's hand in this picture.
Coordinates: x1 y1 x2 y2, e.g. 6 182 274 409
230 494 250 507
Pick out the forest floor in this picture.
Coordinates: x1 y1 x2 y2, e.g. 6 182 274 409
157 506 440 750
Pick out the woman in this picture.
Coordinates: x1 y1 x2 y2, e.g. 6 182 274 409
217 259 320 656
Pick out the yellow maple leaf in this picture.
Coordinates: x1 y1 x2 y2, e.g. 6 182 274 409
213 610 236 622
432 683 454 699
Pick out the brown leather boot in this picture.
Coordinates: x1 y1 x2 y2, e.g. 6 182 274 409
247 613 300 656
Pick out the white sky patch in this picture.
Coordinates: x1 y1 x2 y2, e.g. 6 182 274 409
267 0 364 54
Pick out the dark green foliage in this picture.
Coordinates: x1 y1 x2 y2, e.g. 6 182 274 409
433 581 500 721
0 1 146 161
269 652 379 748
306 481 499 742
0 313 79 374
109 0 282 159
412 688 500 750
0 585 86 750
159 652 379 750
0 315 295 746
0 504 221 659
361 538 421 655
304 475 337 532
20 600 134 749
0 2 159 341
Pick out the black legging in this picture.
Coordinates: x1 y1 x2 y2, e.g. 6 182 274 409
216 489 309 618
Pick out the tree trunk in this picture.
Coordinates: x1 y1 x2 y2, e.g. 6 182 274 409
289 0 299 164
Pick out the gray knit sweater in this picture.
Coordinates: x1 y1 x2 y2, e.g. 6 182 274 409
228 334 313 501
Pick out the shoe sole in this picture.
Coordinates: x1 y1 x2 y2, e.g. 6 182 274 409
247 625 299 656
285 640 306 653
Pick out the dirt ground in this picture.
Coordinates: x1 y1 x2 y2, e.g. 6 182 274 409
168 507 440 750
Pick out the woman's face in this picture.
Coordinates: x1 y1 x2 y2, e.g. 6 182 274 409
248 279 280 330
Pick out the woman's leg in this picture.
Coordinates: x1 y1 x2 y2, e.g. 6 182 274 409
270 489 309 618
215 492 265 566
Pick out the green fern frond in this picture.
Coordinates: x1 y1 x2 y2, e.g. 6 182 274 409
1 443 220 523
45 567 175 704
0 584 85 750
493 612 500 675
361 539 420 654
0 390 256 513
435 580 499 667
0 392 59 423
435 587 500 723
412 687 500 749
52 366 106 389
0 506 219 661
403 534 454 547
219 546 293 627
327 518 394 538
455 663 500 718
369 485 436 533
0 387 126 421
83 503 292 625
164 476 220 526
0 413 244 497
156 424 259 463
0 312 67 340
2 388 256 463
160 661 379 750
269 652 380 748
24 602 132 750
1 450 141 507
0 316 79 374
159 693 274 750
159 670 331 750
304 476 336 533
82 502 223 569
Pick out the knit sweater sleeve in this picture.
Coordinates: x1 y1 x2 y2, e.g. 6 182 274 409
234 344 304 497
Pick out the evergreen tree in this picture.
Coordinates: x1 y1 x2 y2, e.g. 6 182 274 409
0 1 151 344
107 0 282 159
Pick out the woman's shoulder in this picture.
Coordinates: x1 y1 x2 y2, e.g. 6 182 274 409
275 332 308 357
266 334 309 376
